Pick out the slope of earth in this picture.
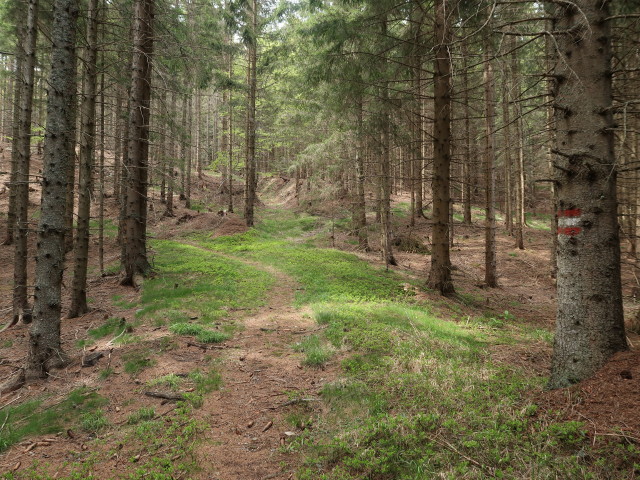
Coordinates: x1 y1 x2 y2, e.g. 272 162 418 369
0 162 638 479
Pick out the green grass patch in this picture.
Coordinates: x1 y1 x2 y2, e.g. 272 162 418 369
89 218 118 238
0 388 106 453
138 240 273 323
127 407 156 425
294 297 633 479
293 335 334 367
169 322 230 343
190 211 405 305
526 212 552 231
123 350 155 375
80 410 109 435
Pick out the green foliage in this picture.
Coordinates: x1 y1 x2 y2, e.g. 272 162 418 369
169 322 230 344
0 388 106 453
138 240 272 322
525 212 552 231
293 335 334 366
123 351 155 375
87 317 131 341
99 367 115 380
80 410 109 434
127 407 156 425
191 210 404 305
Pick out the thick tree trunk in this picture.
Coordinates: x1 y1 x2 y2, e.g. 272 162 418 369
12 0 39 324
113 93 123 200
185 93 192 209
379 19 396 268
502 73 513 235
483 50 498 288
63 52 79 254
3 51 23 246
69 0 99 318
98 68 105 275
353 99 368 251
121 0 154 287
196 89 202 179
462 49 472 226
548 0 627 389
228 51 234 213
27 0 79 379
427 0 453 295
164 91 176 217
244 0 258 227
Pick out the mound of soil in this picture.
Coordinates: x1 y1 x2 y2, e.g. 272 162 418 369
539 349 640 438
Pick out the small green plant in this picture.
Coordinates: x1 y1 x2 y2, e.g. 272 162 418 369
196 330 229 344
148 374 182 390
99 367 115 380
0 388 105 453
293 335 333 367
80 410 109 434
127 407 156 425
189 369 222 394
123 351 155 375
169 323 204 336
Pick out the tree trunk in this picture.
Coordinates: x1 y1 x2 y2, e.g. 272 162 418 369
164 91 176 217
185 93 192 209
228 50 234 213
427 0 454 295
244 0 258 227
121 0 154 287
27 0 79 379
13 0 39 324
502 70 513 235
113 92 123 200
98 66 105 275
548 0 627 389
196 89 202 179
483 49 498 288
462 47 472 226
69 0 99 318
63 50 79 254
354 98 368 251
379 18 396 268
3 47 23 246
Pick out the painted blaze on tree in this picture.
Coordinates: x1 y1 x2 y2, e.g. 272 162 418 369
548 0 627 389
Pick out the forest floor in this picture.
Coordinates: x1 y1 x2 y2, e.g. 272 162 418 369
0 149 640 479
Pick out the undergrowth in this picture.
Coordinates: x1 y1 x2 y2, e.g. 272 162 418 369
189 210 406 305
138 240 273 329
0 388 107 453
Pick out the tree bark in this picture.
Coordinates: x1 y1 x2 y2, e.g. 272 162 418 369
244 0 258 227
164 91 176 217
354 99 369 251
12 0 39 324
548 0 627 389
483 49 498 288
185 93 192 209
427 0 454 295
121 0 154 287
27 0 79 379
3 41 23 246
69 0 99 318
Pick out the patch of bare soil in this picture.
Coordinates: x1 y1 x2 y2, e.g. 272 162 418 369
153 209 248 239
538 349 640 440
1 161 639 476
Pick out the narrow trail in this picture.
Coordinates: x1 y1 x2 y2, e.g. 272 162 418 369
185 243 334 480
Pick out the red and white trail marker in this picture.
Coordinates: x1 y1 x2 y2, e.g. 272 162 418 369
557 209 582 236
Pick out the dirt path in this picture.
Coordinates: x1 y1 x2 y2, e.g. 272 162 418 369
185 246 332 480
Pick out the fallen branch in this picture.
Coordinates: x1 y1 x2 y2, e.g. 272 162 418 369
144 391 186 402
186 341 226 350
